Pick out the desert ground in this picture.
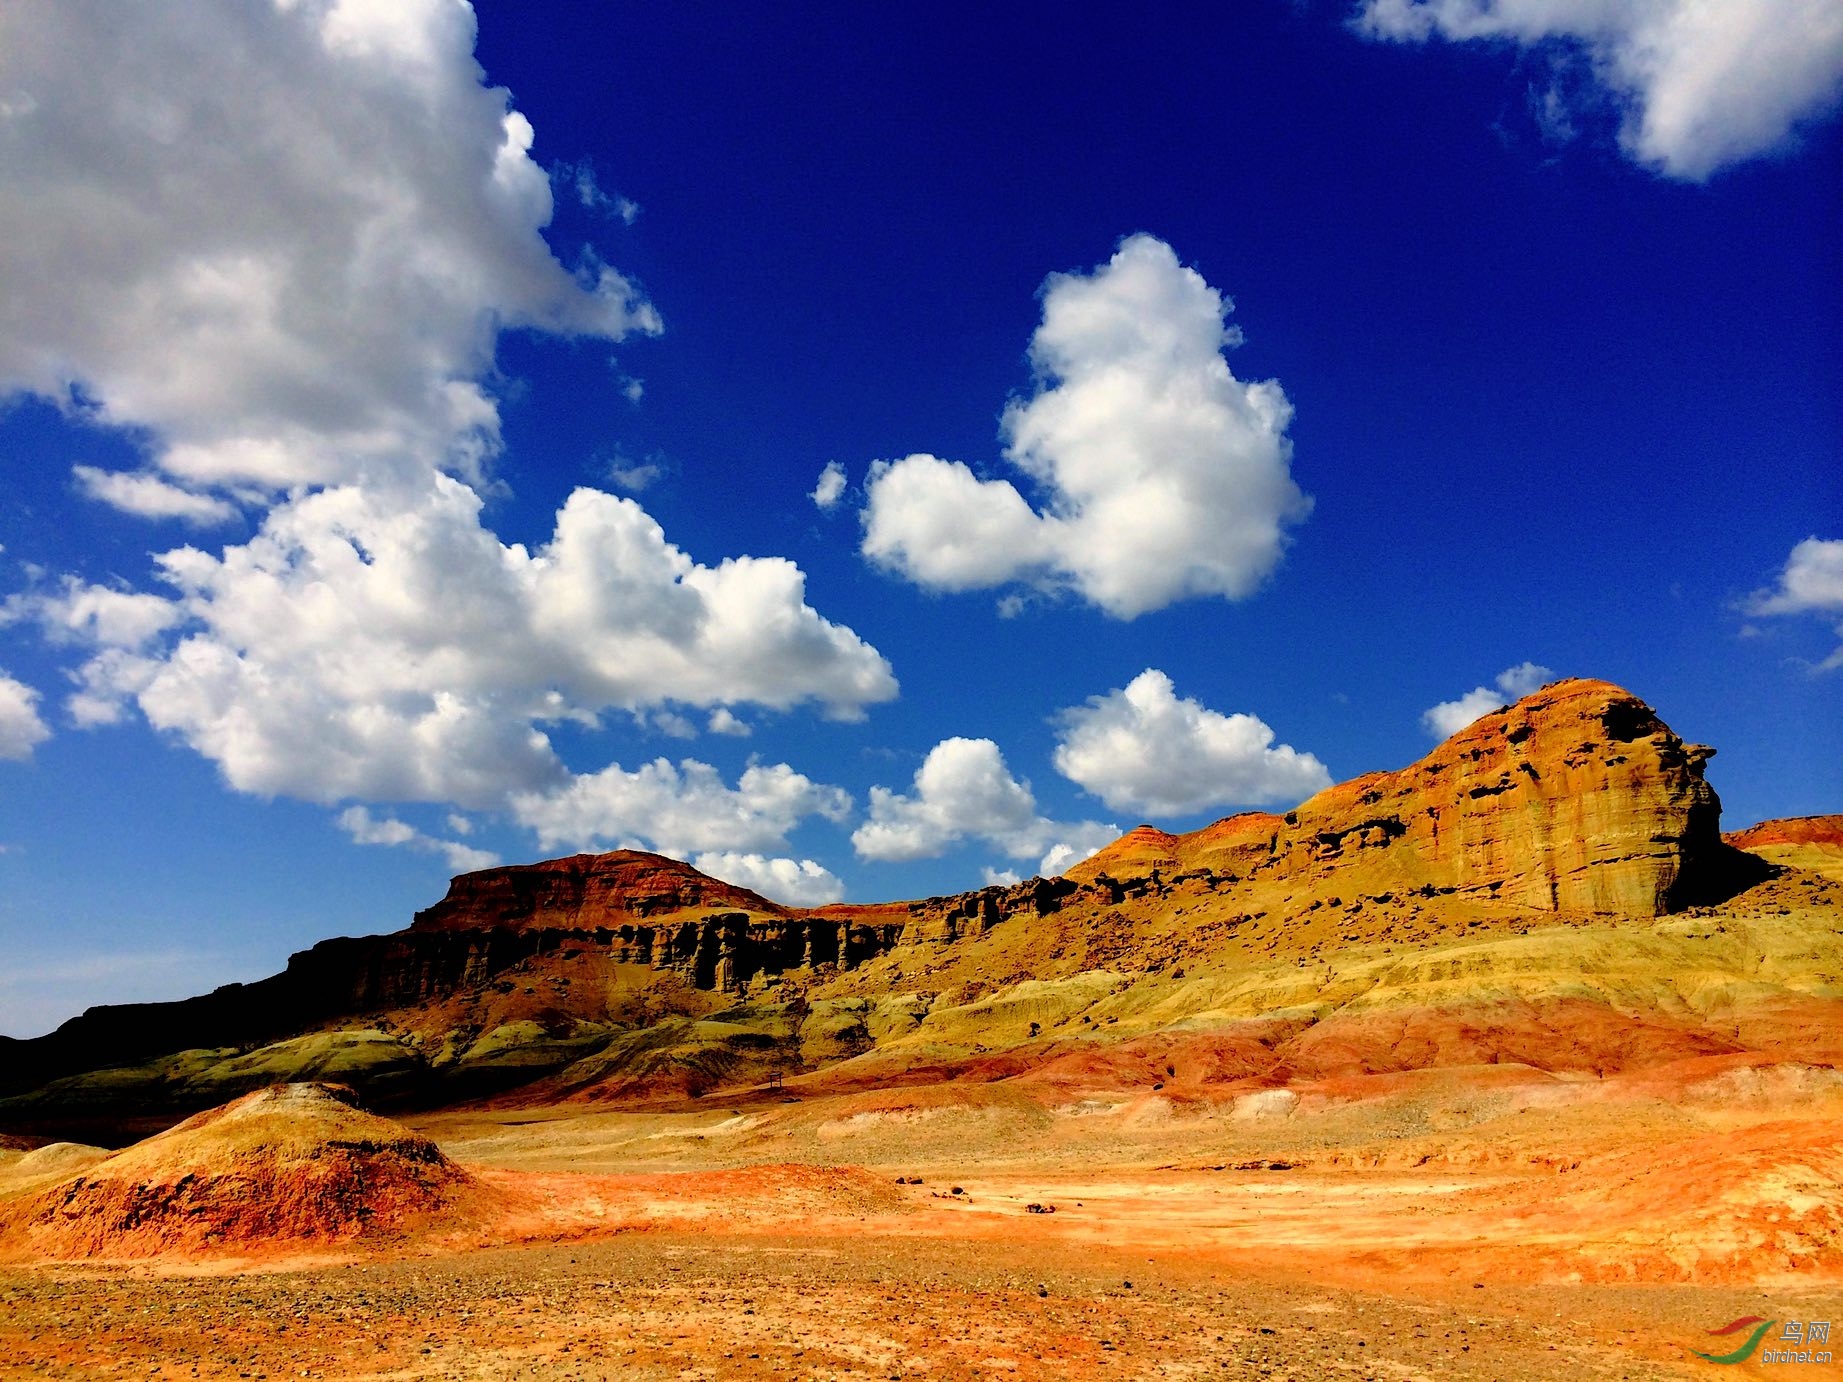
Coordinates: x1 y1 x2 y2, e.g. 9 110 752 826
2 1054 1839 1381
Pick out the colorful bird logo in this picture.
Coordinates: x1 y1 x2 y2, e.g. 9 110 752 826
1693 1317 1775 1365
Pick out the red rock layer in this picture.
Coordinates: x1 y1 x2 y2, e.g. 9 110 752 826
412 850 785 933
1726 814 1843 850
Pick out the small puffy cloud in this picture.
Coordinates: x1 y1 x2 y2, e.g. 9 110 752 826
566 161 640 224
707 708 751 737
1749 536 1843 616
73 466 238 526
693 852 845 907
606 458 662 492
72 474 894 805
645 710 698 740
1354 0 1843 181
810 461 848 511
982 866 1023 887
0 0 659 496
1422 662 1554 739
861 235 1310 618
1748 536 1843 671
336 805 500 874
512 757 851 857
1053 669 1332 816
0 671 51 760
852 736 1115 876
10 577 181 650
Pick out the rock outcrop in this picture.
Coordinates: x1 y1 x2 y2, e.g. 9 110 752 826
1727 814 1843 851
1727 814 1843 882
0 677 1787 1123
412 850 786 932
1074 679 1754 915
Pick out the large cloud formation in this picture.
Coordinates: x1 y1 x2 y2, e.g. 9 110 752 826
861 235 1310 619
57 473 893 808
0 0 657 501
1053 670 1331 816
1355 0 1843 181
0 0 895 886
513 757 852 857
852 737 1116 877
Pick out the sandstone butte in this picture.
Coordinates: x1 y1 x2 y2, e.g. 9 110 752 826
1068 676 1745 913
0 675 1833 1132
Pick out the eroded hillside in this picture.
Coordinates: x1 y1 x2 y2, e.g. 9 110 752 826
3 678 1837 1139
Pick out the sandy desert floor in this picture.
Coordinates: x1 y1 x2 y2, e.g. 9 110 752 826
3 1057 1840 1380
6 1232 1825 1381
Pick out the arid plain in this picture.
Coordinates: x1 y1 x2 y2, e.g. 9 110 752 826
2 679 1839 1379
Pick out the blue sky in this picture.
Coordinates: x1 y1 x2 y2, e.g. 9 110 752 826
1 0 1839 1037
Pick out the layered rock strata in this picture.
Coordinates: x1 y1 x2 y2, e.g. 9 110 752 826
3 679 1764 1103
1078 679 1753 915
411 850 785 931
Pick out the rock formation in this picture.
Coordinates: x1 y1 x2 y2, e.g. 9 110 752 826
0 677 1796 1121
1074 679 1754 915
1727 814 1843 882
411 850 786 931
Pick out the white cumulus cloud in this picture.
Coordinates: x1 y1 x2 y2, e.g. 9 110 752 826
63 473 894 806
9 578 182 650
852 736 1115 876
0 672 51 761
0 0 659 496
1749 536 1843 616
811 461 847 510
1422 661 1554 739
1053 669 1332 816
336 804 500 874
1747 536 1843 671
707 708 751 737
1354 0 1843 181
861 234 1310 619
693 852 845 907
1 0 904 878
72 466 238 526
512 756 852 857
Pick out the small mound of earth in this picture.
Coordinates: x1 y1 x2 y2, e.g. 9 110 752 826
0 1141 110 1185
0 1083 499 1261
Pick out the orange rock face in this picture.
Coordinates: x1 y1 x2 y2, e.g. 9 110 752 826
1726 814 1843 883
1085 679 1747 916
1727 814 1843 850
1064 825 1180 883
411 849 786 933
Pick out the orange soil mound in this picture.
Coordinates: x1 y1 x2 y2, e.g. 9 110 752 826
0 1083 504 1261
1727 814 1843 850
